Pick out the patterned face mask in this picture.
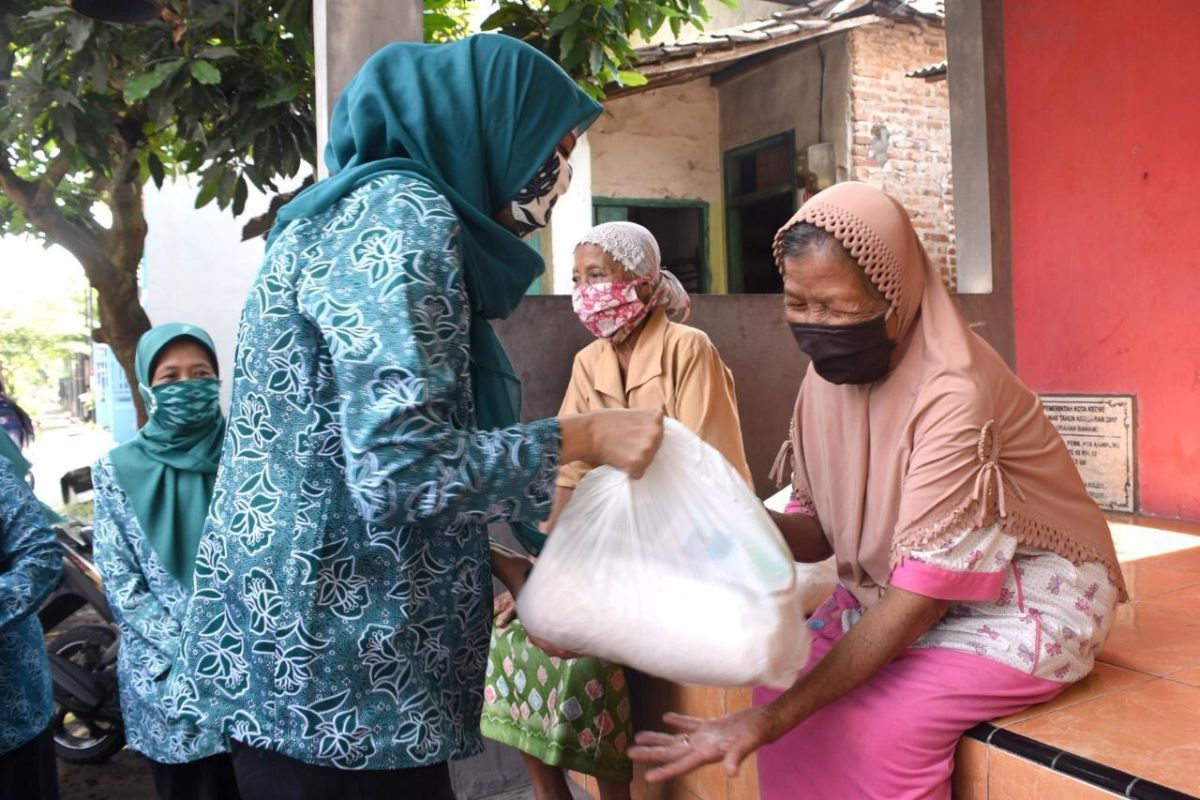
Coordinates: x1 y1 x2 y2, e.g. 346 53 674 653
510 149 572 239
572 277 653 344
147 378 221 432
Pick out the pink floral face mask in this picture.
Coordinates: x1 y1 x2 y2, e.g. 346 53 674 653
572 277 653 344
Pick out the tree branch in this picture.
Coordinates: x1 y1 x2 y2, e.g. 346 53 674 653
0 148 123 293
33 156 73 207
241 175 314 241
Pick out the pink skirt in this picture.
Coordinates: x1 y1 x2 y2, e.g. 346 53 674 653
752 587 1066 800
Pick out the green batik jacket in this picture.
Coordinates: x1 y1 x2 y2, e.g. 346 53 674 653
171 173 560 770
0 460 60 755
91 455 228 763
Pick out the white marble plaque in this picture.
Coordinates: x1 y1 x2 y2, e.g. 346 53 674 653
1040 395 1136 513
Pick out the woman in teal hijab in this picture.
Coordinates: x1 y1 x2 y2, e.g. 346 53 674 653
173 35 664 799
92 323 240 800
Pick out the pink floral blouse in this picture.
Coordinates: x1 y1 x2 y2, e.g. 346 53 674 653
891 523 1119 682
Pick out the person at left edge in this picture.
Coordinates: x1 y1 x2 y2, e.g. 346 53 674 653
91 324 241 800
0 439 62 800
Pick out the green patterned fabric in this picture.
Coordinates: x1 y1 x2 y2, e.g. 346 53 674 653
481 620 632 783
108 323 224 588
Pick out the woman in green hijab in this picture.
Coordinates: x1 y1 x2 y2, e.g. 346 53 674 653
92 323 240 800
172 35 663 799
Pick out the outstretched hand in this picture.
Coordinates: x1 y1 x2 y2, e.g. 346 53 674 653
627 708 779 783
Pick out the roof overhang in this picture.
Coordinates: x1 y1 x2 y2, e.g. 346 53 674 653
608 15 881 99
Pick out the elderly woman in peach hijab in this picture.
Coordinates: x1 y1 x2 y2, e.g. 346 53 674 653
630 183 1125 800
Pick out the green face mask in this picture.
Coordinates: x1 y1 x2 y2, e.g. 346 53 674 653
147 378 221 432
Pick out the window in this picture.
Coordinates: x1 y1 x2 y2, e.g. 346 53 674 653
724 132 798 294
591 199 710 293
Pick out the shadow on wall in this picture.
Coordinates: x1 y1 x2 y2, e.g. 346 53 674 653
497 293 1015 499
496 294 807 499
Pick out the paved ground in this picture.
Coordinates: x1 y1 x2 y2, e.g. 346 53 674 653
59 749 157 800
58 751 591 800
27 415 113 513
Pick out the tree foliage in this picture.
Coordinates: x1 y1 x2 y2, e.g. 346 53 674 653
0 0 316 420
0 0 729 423
0 295 88 415
424 0 473 43
482 0 736 98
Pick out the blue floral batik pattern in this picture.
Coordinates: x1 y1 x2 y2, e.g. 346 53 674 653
91 456 227 763
173 173 561 770
0 461 60 755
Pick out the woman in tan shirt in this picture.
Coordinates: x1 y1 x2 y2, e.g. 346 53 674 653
481 222 754 800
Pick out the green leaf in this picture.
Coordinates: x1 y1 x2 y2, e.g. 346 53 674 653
90 57 110 92
65 18 92 53
148 152 165 189
561 35 590 72
550 0 570 11
617 70 648 87
548 3 583 33
123 59 185 103
189 60 222 85
217 168 237 210
233 175 249 216
52 89 84 111
481 5 526 31
588 43 604 77
254 83 301 109
24 5 67 20
194 173 222 209
59 113 77 146
198 46 239 60
558 26 579 61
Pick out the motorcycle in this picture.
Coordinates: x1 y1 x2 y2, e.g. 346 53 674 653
38 519 126 763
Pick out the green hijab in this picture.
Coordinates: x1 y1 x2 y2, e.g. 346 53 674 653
274 34 599 429
108 324 225 587
272 34 600 554
0 431 31 479
0 416 64 525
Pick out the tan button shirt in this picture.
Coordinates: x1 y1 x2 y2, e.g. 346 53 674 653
556 307 752 489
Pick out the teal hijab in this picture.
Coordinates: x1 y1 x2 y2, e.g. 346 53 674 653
0 431 31 479
108 324 225 587
273 35 601 554
0 413 65 524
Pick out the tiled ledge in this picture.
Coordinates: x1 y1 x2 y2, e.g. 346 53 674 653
956 520 1200 800
957 723 1197 799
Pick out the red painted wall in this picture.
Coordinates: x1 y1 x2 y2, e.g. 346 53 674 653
1004 0 1200 519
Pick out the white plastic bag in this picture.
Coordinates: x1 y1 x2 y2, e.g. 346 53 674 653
765 487 841 614
518 419 811 688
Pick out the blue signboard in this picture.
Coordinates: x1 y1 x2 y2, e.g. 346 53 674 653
92 343 136 443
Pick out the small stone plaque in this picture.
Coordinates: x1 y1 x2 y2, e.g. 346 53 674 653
1040 394 1136 513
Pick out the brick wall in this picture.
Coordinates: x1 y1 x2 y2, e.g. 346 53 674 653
849 20 957 290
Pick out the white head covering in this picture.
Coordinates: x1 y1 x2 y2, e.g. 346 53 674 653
575 221 692 320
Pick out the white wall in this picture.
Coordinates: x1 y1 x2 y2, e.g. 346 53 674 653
586 79 727 290
591 80 722 200
141 179 274 409
548 133 594 295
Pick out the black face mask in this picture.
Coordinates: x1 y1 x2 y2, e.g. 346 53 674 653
790 314 896 385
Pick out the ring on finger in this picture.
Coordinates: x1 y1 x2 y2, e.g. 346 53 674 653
680 734 690 747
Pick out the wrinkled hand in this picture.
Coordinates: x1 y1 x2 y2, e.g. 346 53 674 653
627 708 779 782
493 591 517 629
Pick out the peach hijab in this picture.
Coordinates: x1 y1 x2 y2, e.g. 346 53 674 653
774 182 1125 608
